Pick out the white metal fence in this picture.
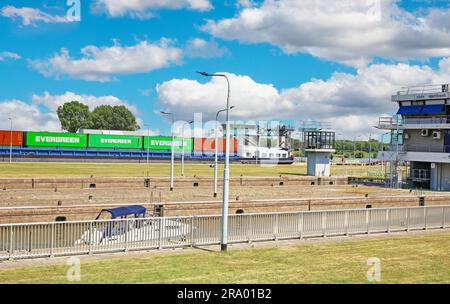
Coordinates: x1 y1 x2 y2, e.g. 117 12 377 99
1 205 450 260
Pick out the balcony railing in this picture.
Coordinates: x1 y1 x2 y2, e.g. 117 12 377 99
392 144 450 153
397 84 449 95
378 116 449 128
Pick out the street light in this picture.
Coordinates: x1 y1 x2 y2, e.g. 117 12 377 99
181 120 194 177
8 117 12 163
197 71 231 252
143 124 151 164
160 111 175 191
214 106 235 198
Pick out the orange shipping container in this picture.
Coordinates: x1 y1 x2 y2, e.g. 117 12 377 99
193 138 238 153
0 130 23 147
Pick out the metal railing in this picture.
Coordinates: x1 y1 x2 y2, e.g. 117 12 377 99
1 205 450 260
378 116 449 128
397 84 449 95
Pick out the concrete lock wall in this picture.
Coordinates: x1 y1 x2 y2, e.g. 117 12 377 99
0 176 348 190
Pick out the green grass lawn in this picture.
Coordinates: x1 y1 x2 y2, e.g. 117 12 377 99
0 162 382 178
1 233 449 284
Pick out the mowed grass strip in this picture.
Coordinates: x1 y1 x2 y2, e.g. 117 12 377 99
1 233 450 284
0 163 382 178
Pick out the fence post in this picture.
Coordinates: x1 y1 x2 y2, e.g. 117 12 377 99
322 211 327 237
387 209 391 233
366 209 370 234
406 208 410 232
8 226 14 261
190 217 195 248
299 213 303 239
124 219 129 252
248 215 252 244
274 214 279 241
50 223 55 258
424 207 428 231
158 218 163 250
89 221 93 255
443 207 446 229
345 210 349 236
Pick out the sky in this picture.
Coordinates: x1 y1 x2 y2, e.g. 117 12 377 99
0 0 450 140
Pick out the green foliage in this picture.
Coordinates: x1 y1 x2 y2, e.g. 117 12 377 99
57 102 140 132
88 105 139 131
56 101 90 133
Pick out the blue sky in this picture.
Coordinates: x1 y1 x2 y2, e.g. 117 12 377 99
1 0 450 138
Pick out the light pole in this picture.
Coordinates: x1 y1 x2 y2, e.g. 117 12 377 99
144 124 151 164
8 117 12 163
161 111 175 191
198 71 231 252
181 120 194 177
214 106 235 198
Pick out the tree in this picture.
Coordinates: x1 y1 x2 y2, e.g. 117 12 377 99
87 105 139 131
57 101 90 133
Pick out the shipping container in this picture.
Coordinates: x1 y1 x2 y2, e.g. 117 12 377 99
0 130 23 147
143 136 193 152
193 138 238 154
88 134 143 150
26 132 88 149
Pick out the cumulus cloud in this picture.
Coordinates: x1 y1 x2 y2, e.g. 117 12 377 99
202 0 450 67
92 0 212 18
30 40 183 82
0 100 60 131
1 5 73 26
0 51 21 61
185 38 229 59
0 92 144 132
156 58 450 138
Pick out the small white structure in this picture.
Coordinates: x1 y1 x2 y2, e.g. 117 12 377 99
304 131 336 177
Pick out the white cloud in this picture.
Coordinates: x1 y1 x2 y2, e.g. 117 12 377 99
92 0 212 18
1 5 72 26
0 100 60 131
30 40 183 82
156 58 450 138
0 92 145 132
0 51 21 61
202 0 450 67
185 38 228 59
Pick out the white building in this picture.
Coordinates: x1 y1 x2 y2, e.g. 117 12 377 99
377 84 450 191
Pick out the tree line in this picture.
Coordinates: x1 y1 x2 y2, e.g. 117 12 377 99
57 101 140 133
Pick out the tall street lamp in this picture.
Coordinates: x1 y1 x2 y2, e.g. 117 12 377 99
181 120 194 177
8 117 12 163
161 111 175 191
198 71 231 252
214 106 235 198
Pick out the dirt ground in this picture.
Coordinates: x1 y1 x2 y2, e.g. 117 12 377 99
0 183 429 208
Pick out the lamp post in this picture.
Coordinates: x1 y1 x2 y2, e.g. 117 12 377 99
181 120 194 177
144 124 151 164
161 111 175 191
198 71 231 252
214 106 235 198
8 117 12 163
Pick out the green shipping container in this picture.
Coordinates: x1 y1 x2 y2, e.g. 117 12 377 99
26 132 88 148
144 136 193 152
88 134 143 149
